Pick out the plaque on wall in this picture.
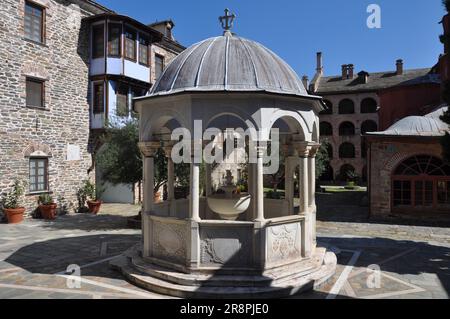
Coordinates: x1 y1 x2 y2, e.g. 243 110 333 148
67 144 81 161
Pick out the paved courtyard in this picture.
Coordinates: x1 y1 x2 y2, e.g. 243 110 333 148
0 201 448 299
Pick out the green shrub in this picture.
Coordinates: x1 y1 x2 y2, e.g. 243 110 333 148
1 180 26 209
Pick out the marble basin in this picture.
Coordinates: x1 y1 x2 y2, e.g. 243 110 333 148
207 194 252 221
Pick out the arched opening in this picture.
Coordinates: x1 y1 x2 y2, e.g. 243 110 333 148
320 122 333 136
361 98 378 113
339 99 355 114
326 143 333 159
339 142 355 158
362 165 368 183
361 120 378 134
361 140 367 158
392 155 450 211
320 99 333 115
339 122 355 136
338 164 355 182
319 164 334 182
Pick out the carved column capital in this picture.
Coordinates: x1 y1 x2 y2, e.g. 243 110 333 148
162 141 176 157
293 141 312 158
138 141 161 157
309 142 321 158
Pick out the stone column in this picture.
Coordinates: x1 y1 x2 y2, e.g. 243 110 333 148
294 141 312 258
189 140 202 221
254 145 266 222
205 164 212 196
138 141 160 258
309 143 320 248
163 142 175 217
282 144 294 216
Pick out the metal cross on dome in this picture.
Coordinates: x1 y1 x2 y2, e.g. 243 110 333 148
219 9 236 32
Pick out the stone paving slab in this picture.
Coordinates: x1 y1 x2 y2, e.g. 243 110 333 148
0 205 448 299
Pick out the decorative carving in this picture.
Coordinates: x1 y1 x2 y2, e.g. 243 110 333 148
139 141 161 157
152 221 186 263
22 62 49 80
200 227 252 267
267 223 301 263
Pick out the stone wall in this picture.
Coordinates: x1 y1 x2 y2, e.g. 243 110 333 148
368 139 443 217
0 0 100 216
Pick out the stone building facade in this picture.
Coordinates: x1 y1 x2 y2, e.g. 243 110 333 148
0 0 185 216
0 0 110 216
308 52 439 184
365 107 450 219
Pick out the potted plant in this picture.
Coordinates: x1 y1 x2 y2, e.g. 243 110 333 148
38 194 57 220
82 180 103 215
1 180 26 224
345 171 360 190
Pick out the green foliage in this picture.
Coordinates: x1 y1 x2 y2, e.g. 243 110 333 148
346 170 360 183
316 141 331 178
1 180 26 209
443 0 450 12
96 120 143 186
38 194 54 206
266 190 282 199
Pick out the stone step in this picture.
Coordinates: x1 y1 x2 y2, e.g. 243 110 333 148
129 249 323 288
112 256 321 299
110 246 337 299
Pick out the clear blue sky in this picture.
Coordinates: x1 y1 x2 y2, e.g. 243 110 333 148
97 0 445 78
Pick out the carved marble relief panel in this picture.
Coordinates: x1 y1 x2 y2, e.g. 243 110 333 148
200 226 252 267
152 220 187 264
267 222 301 264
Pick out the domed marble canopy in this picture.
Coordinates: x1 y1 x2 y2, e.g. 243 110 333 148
150 33 311 98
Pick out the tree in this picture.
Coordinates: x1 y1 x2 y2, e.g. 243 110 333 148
316 140 331 179
441 0 450 162
95 120 166 194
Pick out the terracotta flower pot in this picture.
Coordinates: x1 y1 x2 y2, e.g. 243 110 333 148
87 200 102 215
4 207 25 224
39 204 57 220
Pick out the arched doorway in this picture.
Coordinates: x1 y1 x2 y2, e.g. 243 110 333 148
392 155 450 211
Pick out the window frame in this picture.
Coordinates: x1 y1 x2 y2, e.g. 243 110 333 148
92 24 105 59
116 83 129 117
24 1 45 44
93 82 105 114
138 35 150 67
26 77 45 109
124 27 137 62
154 54 165 80
108 23 122 58
29 157 49 194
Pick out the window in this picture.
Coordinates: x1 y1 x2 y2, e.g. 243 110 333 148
320 100 333 115
92 24 104 59
339 122 355 136
29 158 48 193
108 24 121 57
339 142 355 158
24 1 44 43
338 99 355 114
361 120 378 135
361 98 378 113
93 82 104 114
124 28 136 61
26 78 44 108
139 35 149 66
392 155 450 209
155 54 164 80
116 84 128 117
320 122 333 136
393 181 412 206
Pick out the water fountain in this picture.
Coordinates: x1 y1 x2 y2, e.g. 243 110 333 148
207 170 251 221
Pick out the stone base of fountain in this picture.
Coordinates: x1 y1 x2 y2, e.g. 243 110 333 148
110 244 337 299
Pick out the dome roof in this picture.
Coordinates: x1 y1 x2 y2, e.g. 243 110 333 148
150 34 310 97
367 105 449 137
